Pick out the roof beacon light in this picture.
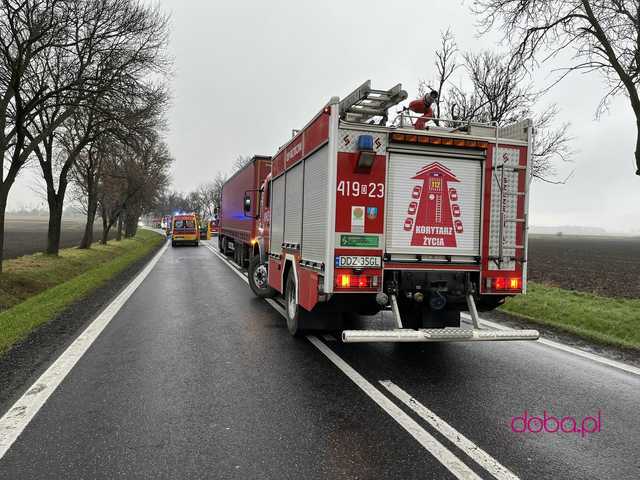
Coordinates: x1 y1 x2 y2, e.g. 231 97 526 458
356 134 376 172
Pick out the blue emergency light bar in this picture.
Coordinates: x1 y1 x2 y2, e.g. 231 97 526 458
357 134 374 151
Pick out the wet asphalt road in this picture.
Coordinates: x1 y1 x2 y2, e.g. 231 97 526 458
1 240 639 479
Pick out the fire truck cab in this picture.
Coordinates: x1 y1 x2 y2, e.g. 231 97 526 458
247 80 539 344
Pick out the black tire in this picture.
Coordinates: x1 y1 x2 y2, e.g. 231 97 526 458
248 255 277 298
221 236 230 256
195 241 199 247
284 270 307 337
171 241 176 247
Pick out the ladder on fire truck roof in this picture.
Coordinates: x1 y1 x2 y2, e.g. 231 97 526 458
339 80 408 124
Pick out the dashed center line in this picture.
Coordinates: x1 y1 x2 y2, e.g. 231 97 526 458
380 380 519 480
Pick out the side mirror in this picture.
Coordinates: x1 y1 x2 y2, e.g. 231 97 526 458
243 195 252 214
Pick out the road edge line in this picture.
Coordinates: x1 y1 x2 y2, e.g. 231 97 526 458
461 313 640 377
0 240 169 460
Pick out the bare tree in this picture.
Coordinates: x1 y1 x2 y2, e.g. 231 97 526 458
473 0 640 176
188 182 219 220
97 132 172 242
429 43 572 182
73 142 105 248
152 190 191 217
28 0 169 254
231 154 252 174
210 171 226 215
71 84 169 249
0 0 76 271
0 0 170 267
455 51 533 123
419 29 458 122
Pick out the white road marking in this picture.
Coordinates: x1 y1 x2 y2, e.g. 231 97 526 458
307 336 482 480
380 380 519 480
204 244 249 284
0 240 169 460
462 313 640 377
207 242 483 479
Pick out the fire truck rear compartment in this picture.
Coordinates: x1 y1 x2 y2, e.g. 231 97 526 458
385 151 483 258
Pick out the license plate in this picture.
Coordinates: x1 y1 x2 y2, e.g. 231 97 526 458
336 256 381 268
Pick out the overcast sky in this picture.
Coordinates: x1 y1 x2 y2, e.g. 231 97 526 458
7 0 640 232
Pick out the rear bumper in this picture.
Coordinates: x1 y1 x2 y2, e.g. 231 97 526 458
342 327 539 343
173 235 198 242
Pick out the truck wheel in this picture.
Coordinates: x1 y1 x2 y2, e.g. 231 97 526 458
248 256 277 298
284 271 306 337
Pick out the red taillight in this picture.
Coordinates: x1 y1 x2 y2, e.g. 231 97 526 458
489 277 522 291
335 273 378 289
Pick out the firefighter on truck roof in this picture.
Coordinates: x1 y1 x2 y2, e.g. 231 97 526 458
409 89 439 129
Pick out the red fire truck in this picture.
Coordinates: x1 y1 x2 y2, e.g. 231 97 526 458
219 155 272 267
242 80 539 343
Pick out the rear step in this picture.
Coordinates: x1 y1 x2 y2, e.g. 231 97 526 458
340 291 539 343
341 327 540 343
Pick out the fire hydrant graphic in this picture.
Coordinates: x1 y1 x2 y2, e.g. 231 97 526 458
404 162 464 247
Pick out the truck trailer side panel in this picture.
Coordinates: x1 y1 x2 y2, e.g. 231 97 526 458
219 156 271 253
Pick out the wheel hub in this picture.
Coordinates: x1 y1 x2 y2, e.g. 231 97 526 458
253 264 268 289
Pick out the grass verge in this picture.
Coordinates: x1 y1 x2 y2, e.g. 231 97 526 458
0 230 164 354
500 282 640 350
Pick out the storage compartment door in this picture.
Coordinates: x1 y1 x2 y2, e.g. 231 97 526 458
284 162 303 246
269 174 285 254
301 145 328 263
385 153 482 257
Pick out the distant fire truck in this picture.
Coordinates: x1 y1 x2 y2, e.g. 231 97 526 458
238 80 538 343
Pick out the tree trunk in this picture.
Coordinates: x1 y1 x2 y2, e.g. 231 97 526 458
636 121 640 175
100 206 110 245
0 188 8 273
79 195 98 249
125 211 139 238
116 214 123 241
46 194 64 255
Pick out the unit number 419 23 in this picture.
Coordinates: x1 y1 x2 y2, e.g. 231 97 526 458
337 181 384 198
